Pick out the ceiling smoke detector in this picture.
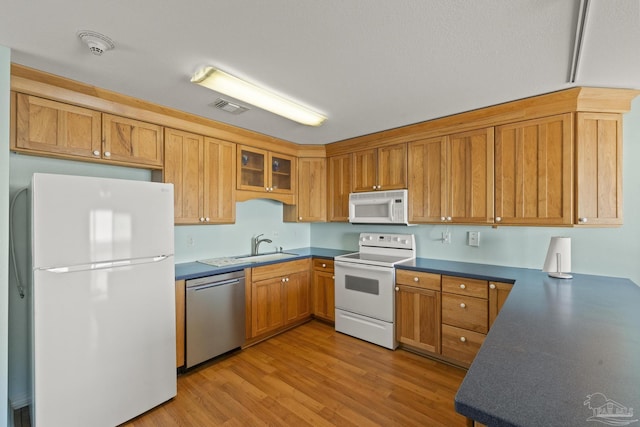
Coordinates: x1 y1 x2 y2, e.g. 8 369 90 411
77 30 115 56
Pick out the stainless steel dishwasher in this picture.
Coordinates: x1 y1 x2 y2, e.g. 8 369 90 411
185 270 245 369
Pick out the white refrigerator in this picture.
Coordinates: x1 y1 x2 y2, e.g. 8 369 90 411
30 173 177 427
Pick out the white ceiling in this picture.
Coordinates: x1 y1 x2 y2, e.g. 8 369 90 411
2 1 639 145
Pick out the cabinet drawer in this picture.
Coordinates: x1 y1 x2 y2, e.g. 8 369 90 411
442 294 488 333
442 275 488 299
441 324 485 366
313 258 334 272
252 258 310 281
396 269 441 291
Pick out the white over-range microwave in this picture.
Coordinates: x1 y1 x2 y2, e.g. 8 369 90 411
348 189 410 225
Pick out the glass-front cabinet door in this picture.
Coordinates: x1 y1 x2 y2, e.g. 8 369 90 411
270 154 293 193
237 145 295 195
238 146 267 191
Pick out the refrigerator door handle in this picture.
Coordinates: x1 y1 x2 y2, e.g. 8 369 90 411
40 255 171 273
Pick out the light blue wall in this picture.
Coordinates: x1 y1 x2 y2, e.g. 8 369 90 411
1 45 11 427
311 97 640 285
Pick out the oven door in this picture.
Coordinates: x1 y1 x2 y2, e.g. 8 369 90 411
334 260 395 322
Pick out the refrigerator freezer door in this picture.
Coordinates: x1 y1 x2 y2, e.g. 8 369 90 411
32 173 174 269
32 256 176 427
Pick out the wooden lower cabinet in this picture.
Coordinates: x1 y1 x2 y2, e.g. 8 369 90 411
249 259 311 339
396 271 512 368
175 279 185 368
312 259 335 322
395 270 442 354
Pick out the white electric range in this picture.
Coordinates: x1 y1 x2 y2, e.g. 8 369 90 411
334 232 416 349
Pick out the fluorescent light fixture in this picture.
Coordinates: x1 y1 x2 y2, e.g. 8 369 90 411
191 67 326 126
543 237 573 279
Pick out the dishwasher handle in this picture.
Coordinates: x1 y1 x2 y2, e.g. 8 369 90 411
187 278 242 292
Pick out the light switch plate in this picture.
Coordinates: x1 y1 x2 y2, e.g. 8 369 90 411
468 231 480 247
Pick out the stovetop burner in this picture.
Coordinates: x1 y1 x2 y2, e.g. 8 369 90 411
334 232 416 267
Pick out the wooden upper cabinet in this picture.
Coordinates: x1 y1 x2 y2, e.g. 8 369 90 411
575 113 623 226
237 145 295 203
284 157 327 222
163 128 204 224
15 93 102 158
327 154 352 222
203 137 236 223
448 128 494 223
102 114 163 168
408 137 447 222
495 114 573 225
163 128 235 225
409 128 493 224
352 143 407 192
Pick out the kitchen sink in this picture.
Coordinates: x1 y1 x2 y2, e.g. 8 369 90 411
198 252 299 267
233 252 299 263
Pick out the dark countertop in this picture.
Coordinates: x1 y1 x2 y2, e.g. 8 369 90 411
176 249 640 426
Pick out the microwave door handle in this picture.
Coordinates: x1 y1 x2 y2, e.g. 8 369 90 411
388 200 394 221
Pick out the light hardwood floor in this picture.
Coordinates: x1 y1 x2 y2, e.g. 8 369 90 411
123 320 469 427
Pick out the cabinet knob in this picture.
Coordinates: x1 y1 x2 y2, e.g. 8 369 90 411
459 284 466 289
377 185 381 190
266 187 269 192
285 277 289 282
104 151 111 157
332 276 335 279
447 216 452 221
205 217 210 222
441 217 446 221
460 336 467 343
92 150 100 156
495 216 502 222
460 303 466 309
395 287 399 292
413 277 419 282
579 217 588 223
490 283 496 289
372 185 377 190
322 263 327 268
299 217 303 220
199 217 205 222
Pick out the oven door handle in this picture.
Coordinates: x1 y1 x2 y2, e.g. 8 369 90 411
335 261 394 273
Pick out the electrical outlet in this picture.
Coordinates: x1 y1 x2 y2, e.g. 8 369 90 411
468 231 480 247
186 236 194 247
442 231 451 244
272 231 279 237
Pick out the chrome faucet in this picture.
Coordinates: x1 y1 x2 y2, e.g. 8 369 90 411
251 234 273 256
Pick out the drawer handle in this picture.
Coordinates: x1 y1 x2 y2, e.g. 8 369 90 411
395 287 399 292
322 263 327 268
489 283 496 289
413 277 419 282
459 284 466 289
460 336 467 343
460 303 466 308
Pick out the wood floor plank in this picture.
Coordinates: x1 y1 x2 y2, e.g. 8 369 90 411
122 320 469 427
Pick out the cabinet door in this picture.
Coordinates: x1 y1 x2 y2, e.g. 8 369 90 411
102 114 163 168
284 271 311 325
448 128 494 223
495 114 573 225
251 277 285 337
396 285 441 354
489 281 513 328
238 145 268 191
408 137 447 223
163 128 204 224
313 270 335 322
203 137 236 223
575 113 622 225
352 148 378 192
284 157 327 222
270 153 295 194
377 143 407 190
328 154 352 222
15 93 102 158
175 280 185 368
